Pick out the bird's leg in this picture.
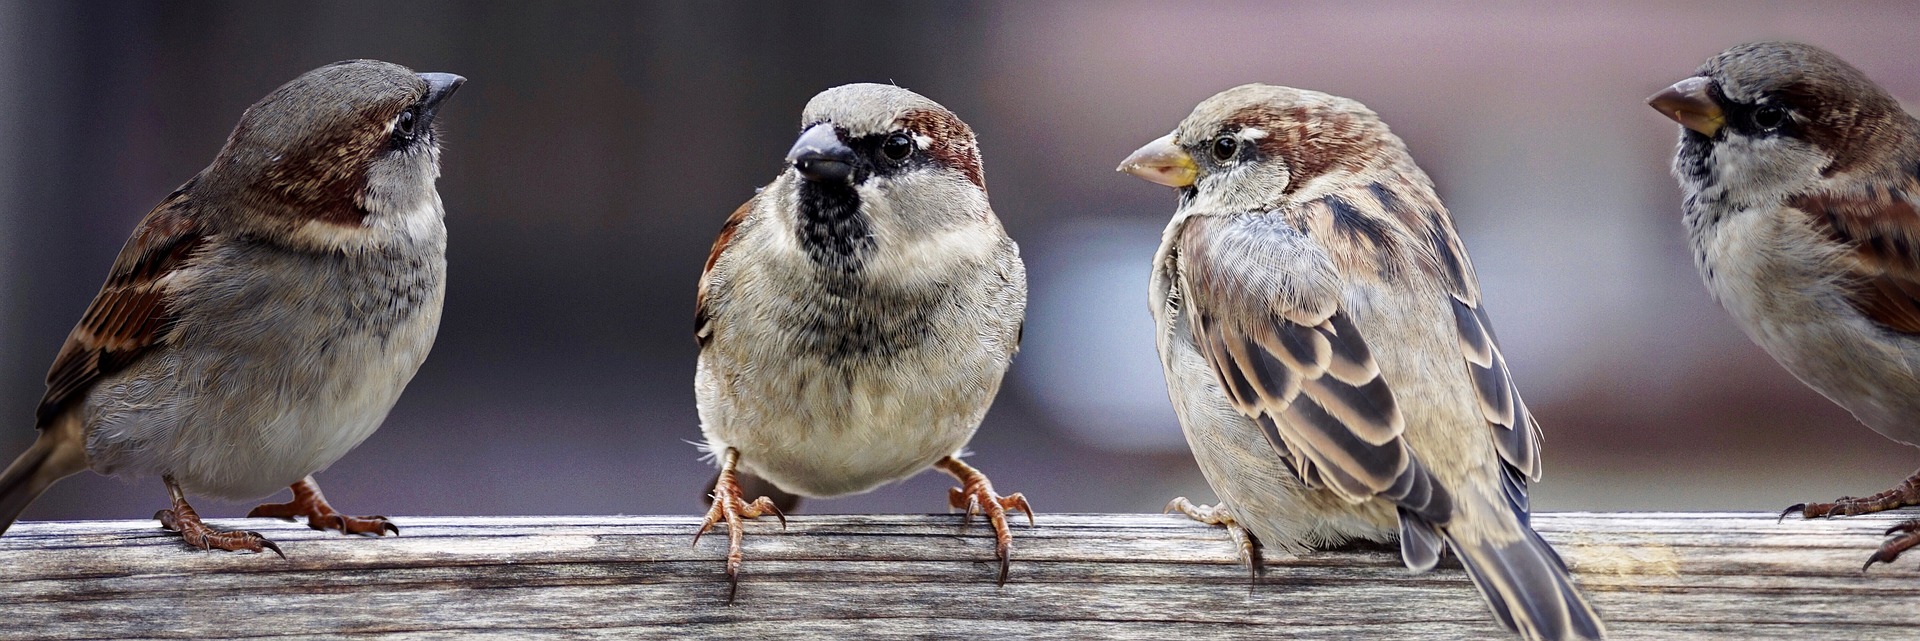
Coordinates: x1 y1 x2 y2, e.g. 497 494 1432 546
1785 468 1920 520
155 475 283 558
693 447 786 602
1166 496 1263 584
935 455 1033 585
247 476 397 536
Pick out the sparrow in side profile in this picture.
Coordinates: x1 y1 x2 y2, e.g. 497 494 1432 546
1651 42 1920 569
693 83 1029 594
0 60 464 555
1120 85 1604 640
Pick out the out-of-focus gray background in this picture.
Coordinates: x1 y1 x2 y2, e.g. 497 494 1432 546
5 1 1919 522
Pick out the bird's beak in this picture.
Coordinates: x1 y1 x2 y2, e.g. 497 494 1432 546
786 123 857 183
417 72 465 123
1118 134 1197 188
1648 76 1724 137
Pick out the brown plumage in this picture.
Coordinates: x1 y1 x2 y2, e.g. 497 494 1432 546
1123 84 1600 640
1652 41 1920 568
692 84 1029 595
0 60 464 555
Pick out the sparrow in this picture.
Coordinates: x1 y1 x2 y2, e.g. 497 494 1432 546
1651 42 1920 569
693 83 1030 594
1120 85 1604 640
0 60 464 555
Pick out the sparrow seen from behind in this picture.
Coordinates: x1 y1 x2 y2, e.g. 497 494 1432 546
1120 85 1604 640
693 83 1030 596
1651 41 1920 568
0 60 464 555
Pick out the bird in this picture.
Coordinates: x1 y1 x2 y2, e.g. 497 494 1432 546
1650 41 1920 569
0 60 464 555
693 83 1030 594
1119 84 1604 640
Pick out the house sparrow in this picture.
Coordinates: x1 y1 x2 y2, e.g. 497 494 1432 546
1651 41 1920 569
1120 85 1604 640
693 83 1030 594
0 60 463 555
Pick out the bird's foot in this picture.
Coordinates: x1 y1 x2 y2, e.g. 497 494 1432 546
1865 520 1920 571
936 456 1033 586
247 476 397 536
1783 470 1920 521
155 476 282 558
693 448 786 602
1166 497 1263 583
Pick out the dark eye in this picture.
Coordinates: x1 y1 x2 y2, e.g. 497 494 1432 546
1211 135 1239 162
1751 105 1787 130
882 133 914 161
388 108 421 149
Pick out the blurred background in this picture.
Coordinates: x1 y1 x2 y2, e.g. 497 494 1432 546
5 0 1920 522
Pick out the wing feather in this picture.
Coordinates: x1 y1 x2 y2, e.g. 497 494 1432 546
37 189 204 427
695 198 756 350
1178 213 1446 521
1792 184 1920 335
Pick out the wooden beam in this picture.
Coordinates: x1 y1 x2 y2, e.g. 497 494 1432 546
3 512 1917 638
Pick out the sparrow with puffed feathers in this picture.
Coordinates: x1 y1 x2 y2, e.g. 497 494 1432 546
1651 41 1920 568
692 83 1030 596
1120 84 1604 640
0 60 464 555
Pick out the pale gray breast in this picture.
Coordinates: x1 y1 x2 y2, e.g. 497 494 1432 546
177 235 447 359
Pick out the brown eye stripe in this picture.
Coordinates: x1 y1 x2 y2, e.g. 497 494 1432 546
898 108 984 189
1222 105 1385 196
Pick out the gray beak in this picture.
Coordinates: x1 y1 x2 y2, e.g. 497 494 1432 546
786 123 856 183
417 72 465 122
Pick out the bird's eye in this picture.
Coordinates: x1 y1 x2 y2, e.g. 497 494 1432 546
396 109 416 135
1211 135 1239 162
1751 105 1788 130
881 133 914 162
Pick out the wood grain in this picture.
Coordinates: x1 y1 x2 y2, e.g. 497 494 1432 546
2 512 1916 639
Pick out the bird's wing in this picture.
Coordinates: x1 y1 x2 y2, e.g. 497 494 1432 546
1792 183 1920 335
1411 197 1543 517
695 197 755 350
1177 212 1449 523
38 185 206 427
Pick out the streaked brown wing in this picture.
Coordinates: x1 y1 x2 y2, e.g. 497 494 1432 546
1400 189 1542 515
695 197 755 350
1792 185 1920 335
37 190 205 427
1178 215 1449 522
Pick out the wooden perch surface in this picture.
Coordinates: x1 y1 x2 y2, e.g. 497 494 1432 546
3 511 1918 639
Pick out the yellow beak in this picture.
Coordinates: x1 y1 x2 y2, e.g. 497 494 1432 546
1117 134 1198 188
1648 76 1725 137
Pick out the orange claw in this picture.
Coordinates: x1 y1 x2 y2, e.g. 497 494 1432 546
156 475 284 558
693 448 787 603
247 476 398 536
936 456 1033 586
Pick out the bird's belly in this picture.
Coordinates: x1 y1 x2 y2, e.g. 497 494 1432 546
698 347 999 499
83 299 440 500
1699 210 1920 447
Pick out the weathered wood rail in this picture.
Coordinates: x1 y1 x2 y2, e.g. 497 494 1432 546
1 512 1916 639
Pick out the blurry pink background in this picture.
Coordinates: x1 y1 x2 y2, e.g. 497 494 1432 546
4 1 1920 522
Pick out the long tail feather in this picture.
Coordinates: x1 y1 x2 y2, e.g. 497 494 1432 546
0 414 87 535
1446 523 1606 641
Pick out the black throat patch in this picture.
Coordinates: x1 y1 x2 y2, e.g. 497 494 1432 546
795 180 874 272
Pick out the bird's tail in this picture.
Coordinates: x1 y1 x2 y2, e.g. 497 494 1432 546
1431 516 1606 641
0 414 87 536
